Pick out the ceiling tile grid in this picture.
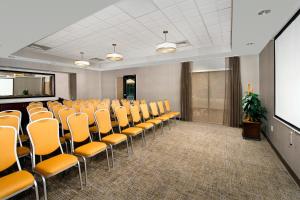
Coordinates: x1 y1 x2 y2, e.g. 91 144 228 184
33 0 231 63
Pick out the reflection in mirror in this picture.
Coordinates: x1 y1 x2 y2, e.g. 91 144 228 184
0 70 55 99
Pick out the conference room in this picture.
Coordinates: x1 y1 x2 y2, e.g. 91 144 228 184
0 0 300 199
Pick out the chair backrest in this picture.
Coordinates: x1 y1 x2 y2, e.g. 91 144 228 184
27 118 61 159
80 104 95 125
63 100 73 108
140 99 146 104
0 110 22 120
140 104 150 120
122 100 131 115
29 102 43 106
0 126 21 172
52 104 66 121
67 113 90 144
94 109 113 134
115 106 129 128
28 107 47 115
30 111 53 122
72 103 81 112
157 101 165 115
130 105 141 123
0 115 19 133
149 102 159 117
111 100 120 111
164 100 171 112
27 104 42 111
47 101 60 111
97 102 109 110
58 108 76 130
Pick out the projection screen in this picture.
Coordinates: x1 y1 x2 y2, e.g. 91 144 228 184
275 9 300 132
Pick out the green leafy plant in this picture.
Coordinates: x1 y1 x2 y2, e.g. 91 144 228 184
242 92 266 122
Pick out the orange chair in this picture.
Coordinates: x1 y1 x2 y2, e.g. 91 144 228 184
52 104 67 122
0 110 28 142
115 106 144 152
149 102 171 130
58 108 76 142
130 105 154 138
0 126 39 200
30 111 53 122
164 99 180 118
95 109 129 167
80 104 98 133
27 118 83 200
28 107 48 115
0 115 31 160
140 103 163 134
67 113 110 184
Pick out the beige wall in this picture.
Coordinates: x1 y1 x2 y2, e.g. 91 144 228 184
240 55 260 94
101 63 181 112
259 40 300 179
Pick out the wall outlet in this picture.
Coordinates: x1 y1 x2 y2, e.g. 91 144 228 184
270 125 274 132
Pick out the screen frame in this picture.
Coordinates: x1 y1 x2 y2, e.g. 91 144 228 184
274 8 300 132
0 68 56 99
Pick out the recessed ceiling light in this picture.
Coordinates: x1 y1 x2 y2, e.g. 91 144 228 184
258 9 271 16
246 42 255 46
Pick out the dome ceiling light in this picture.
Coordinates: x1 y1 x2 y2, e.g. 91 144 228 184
74 52 90 67
156 30 176 53
106 44 123 61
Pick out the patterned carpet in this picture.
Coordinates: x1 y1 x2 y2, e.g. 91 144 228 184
16 121 300 200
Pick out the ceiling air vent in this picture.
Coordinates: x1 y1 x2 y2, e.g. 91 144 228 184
175 40 191 48
89 57 105 62
28 44 52 51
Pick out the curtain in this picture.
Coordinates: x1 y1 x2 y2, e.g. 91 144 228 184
180 62 192 121
223 57 242 127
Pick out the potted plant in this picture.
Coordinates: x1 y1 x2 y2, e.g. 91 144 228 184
242 92 266 140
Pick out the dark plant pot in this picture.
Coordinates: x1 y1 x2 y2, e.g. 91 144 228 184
242 120 261 140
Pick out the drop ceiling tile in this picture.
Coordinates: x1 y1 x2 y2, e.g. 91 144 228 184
116 0 157 18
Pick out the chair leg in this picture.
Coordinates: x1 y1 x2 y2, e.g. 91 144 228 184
81 157 87 186
143 130 146 145
161 123 164 135
105 148 110 171
41 175 47 200
77 161 83 190
130 136 133 153
110 144 114 168
141 131 145 146
153 126 156 138
168 120 171 130
33 180 39 200
126 139 130 156
65 142 68 154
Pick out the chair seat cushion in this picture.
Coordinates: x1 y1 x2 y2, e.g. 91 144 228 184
20 134 29 142
17 146 30 158
111 120 118 127
35 154 78 177
169 111 180 116
75 142 107 157
0 170 34 199
146 119 162 125
122 127 143 136
136 122 153 129
64 132 71 140
89 125 98 133
155 116 169 121
102 134 127 145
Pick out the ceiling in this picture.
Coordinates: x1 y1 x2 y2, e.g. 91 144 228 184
1 0 300 71
17 0 232 70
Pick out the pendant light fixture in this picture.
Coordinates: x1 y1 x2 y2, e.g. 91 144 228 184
106 44 123 61
156 30 176 53
74 52 90 67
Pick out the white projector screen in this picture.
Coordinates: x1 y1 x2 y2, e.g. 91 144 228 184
275 9 300 131
0 78 13 96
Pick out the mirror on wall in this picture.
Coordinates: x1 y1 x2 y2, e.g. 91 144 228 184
0 70 55 99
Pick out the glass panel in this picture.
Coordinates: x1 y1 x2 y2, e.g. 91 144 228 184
0 70 55 98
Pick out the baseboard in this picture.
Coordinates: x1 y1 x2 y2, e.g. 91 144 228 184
262 132 300 187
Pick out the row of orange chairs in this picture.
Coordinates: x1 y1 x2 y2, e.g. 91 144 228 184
0 99 180 199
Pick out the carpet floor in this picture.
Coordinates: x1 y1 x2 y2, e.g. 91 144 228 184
16 121 300 200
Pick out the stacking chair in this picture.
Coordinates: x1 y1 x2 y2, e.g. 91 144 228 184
58 108 76 147
29 101 43 106
130 105 154 138
27 118 83 200
72 103 81 112
164 99 180 118
80 104 98 134
52 104 66 122
149 102 171 129
30 111 53 122
157 101 175 119
67 113 110 184
0 110 28 143
140 99 146 104
0 126 39 200
28 107 48 115
114 106 144 152
63 100 73 108
27 104 42 112
140 104 163 134
0 115 31 160
95 109 129 167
